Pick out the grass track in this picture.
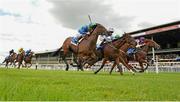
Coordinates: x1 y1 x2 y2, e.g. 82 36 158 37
0 68 179 101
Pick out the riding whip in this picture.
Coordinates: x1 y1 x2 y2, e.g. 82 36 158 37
88 15 92 23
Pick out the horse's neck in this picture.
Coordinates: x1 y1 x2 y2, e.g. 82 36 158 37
141 45 150 53
29 54 33 59
120 43 130 52
83 32 99 48
12 53 16 56
112 38 125 49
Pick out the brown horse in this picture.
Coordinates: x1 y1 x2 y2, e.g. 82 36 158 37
2 52 17 68
94 33 137 75
15 51 25 69
127 39 160 72
53 23 109 71
24 52 34 68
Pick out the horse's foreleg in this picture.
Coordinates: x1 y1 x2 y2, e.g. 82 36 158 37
13 62 16 68
18 62 21 69
94 59 106 74
117 64 123 75
29 62 32 68
109 62 117 75
110 58 123 75
139 60 149 72
5 62 8 68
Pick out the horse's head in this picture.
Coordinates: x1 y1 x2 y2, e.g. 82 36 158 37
93 23 109 36
144 39 160 49
123 32 137 48
29 51 34 57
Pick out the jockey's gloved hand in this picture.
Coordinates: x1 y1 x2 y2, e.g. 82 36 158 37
87 32 90 35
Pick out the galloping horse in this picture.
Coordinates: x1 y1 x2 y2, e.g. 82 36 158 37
53 23 109 71
94 33 137 75
24 52 34 68
2 52 17 68
15 51 25 69
127 39 160 72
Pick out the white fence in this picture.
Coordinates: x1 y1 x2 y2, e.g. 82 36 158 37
1 61 180 72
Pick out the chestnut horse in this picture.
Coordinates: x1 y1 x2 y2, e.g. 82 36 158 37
94 33 137 75
2 52 17 68
24 52 34 68
127 39 160 72
53 23 109 71
15 51 25 69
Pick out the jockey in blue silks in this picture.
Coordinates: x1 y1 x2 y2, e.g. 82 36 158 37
127 37 145 56
72 23 97 44
25 49 31 57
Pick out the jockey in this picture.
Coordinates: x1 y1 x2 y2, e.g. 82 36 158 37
97 28 114 49
9 49 14 56
136 37 145 48
72 22 97 44
127 37 145 56
25 49 31 57
18 48 24 54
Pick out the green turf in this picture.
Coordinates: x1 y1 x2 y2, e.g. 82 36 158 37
0 68 179 101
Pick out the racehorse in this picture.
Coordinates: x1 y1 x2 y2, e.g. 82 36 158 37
53 23 109 71
2 52 17 68
15 51 25 69
24 51 34 68
127 39 160 72
94 33 137 75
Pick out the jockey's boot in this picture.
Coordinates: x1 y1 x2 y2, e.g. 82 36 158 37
77 36 82 42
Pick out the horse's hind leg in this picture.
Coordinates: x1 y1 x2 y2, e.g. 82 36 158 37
62 55 69 71
77 58 83 71
117 64 123 75
119 57 136 75
94 59 106 74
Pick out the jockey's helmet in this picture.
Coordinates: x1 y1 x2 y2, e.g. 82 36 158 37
19 48 23 51
108 28 114 33
140 37 145 40
89 23 97 29
114 34 120 39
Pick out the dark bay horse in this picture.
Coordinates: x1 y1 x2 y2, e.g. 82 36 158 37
127 39 160 72
15 51 25 69
24 52 34 68
53 23 109 71
2 52 17 68
94 33 137 75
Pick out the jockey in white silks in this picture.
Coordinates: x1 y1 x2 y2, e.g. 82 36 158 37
96 28 114 50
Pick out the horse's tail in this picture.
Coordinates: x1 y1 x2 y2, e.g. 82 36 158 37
2 59 6 63
52 47 62 56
